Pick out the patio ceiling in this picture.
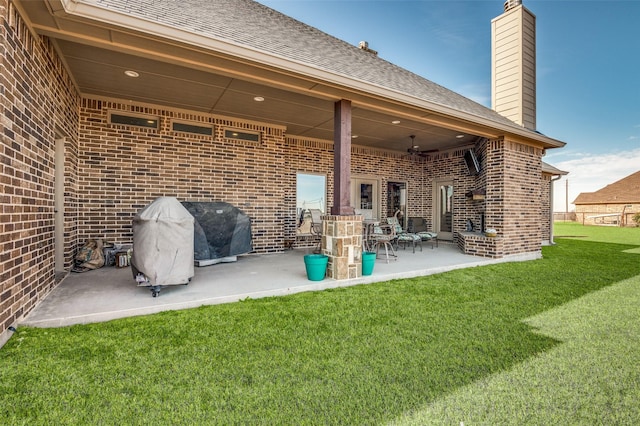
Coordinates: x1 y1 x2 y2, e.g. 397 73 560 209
18 0 501 154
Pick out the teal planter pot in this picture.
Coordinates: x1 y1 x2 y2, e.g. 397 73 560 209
304 254 329 281
362 251 376 276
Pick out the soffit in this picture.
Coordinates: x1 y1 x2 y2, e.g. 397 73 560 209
17 0 562 153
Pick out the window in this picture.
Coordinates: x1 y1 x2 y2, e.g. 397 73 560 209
109 111 159 129
296 173 326 235
172 121 214 136
224 129 260 143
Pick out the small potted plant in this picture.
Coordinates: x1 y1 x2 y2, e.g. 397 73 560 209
484 228 497 237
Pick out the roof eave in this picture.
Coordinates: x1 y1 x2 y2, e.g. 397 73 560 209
58 0 566 149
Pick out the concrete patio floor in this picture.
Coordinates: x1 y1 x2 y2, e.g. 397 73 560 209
21 243 539 328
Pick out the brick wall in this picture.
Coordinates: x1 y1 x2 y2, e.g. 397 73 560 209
75 102 549 258
284 136 334 250
1 0 80 342
425 147 481 243
485 138 543 256
75 105 432 253
77 99 289 253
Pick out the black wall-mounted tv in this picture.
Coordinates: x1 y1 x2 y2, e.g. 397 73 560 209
464 149 481 176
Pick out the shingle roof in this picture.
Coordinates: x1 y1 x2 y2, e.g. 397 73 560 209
94 0 529 132
542 162 567 176
573 171 640 205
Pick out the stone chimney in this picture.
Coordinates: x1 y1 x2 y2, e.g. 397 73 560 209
491 0 536 130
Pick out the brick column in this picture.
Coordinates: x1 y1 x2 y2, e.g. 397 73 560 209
321 214 363 280
485 137 543 257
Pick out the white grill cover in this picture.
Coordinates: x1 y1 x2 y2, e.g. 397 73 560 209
132 197 194 285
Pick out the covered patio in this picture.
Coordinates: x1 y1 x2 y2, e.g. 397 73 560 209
21 244 537 328
1 0 566 344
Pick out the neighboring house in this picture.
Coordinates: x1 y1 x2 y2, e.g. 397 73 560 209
1 0 566 342
574 171 640 226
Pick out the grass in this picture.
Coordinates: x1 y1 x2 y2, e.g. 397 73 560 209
1 224 639 424
554 221 640 245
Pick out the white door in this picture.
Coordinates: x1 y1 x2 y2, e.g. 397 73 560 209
351 178 379 220
434 180 454 241
55 138 65 272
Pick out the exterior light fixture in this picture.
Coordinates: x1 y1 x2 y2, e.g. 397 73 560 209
391 120 401 124
124 70 139 78
456 134 465 139
253 96 265 102
351 135 358 139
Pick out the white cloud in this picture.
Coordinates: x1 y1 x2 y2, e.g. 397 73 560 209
550 148 640 212
455 83 490 106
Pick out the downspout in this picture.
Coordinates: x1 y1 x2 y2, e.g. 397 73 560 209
549 174 562 244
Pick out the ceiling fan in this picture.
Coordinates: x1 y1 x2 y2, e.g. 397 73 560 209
404 135 437 158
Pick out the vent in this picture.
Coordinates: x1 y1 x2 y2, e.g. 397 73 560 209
172 121 213 136
504 0 522 12
357 40 378 55
109 112 158 129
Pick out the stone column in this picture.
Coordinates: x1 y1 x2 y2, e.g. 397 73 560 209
321 214 363 280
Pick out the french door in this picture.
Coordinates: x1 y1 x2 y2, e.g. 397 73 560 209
434 180 454 241
351 178 379 220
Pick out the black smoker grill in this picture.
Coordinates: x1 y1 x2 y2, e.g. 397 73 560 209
181 201 253 267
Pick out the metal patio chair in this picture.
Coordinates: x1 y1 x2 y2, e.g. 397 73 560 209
388 212 422 253
309 209 323 253
407 216 438 249
370 222 397 263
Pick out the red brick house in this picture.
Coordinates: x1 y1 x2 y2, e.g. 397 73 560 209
574 171 640 226
1 0 565 342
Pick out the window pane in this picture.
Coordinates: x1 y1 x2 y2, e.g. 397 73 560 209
296 173 326 234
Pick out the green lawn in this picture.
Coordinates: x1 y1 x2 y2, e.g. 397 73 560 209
554 221 640 246
1 224 639 424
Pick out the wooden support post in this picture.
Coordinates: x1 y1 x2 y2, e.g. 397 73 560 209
332 99 355 216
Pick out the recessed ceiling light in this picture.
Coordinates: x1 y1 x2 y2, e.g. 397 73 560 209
351 135 358 139
253 96 265 102
456 134 465 139
124 70 139 78
391 120 401 124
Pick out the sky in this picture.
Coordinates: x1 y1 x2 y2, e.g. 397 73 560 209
258 0 640 211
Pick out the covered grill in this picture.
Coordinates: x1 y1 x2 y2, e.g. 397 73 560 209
181 201 252 267
131 197 194 296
